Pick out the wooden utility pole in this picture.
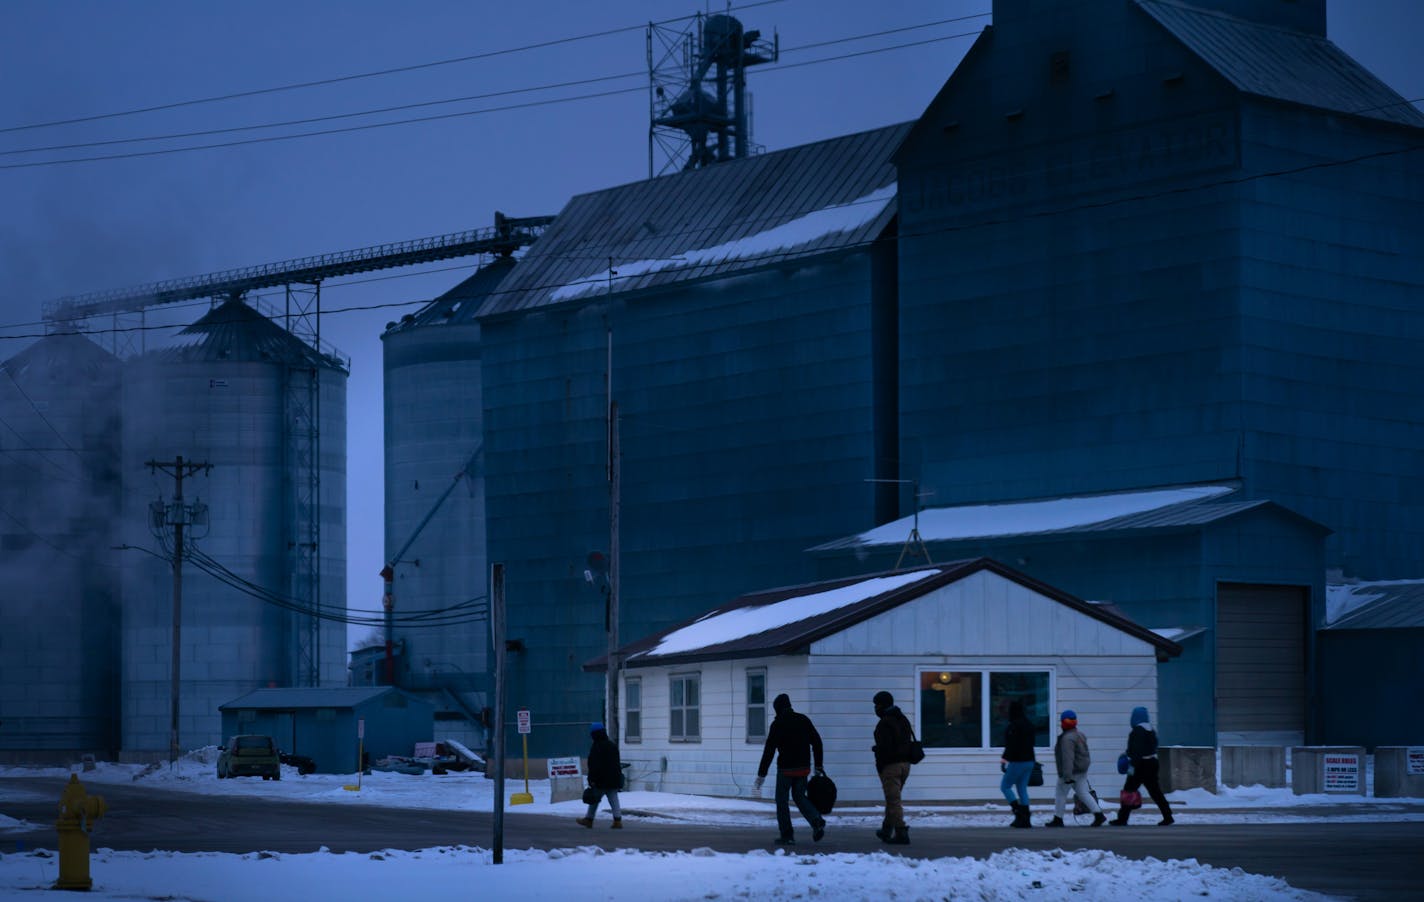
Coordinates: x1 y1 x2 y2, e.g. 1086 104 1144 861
491 562 506 865
146 455 211 765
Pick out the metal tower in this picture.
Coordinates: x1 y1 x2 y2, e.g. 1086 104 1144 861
647 11 778 176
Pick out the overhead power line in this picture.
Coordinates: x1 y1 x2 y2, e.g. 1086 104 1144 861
0 27 989 171
0 1 787 135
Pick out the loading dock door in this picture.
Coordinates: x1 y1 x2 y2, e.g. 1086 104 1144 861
1215 583 1307 743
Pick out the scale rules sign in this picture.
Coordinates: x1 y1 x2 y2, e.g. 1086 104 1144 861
1323 753 1360 791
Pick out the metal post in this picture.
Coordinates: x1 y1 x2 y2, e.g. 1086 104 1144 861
608 403 621 746
491 562 506 865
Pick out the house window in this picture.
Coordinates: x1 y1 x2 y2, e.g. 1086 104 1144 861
918 669 1052 749
669 673 701 742
745 669 767 742
625 677 642 743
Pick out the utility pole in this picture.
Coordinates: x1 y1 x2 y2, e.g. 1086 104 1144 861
147 455 211 766
605 327 622 746
491 562 506 865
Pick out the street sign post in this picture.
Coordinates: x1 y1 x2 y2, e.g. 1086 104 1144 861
511 709 533 805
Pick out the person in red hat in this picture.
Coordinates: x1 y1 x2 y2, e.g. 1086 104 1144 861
1045 709 1105 827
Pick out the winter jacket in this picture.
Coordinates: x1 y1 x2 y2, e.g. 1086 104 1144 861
1054 726 1091 777
873 705 916 771
1002 713 1037 763
1126 722 1158 765
758 710 824 777
587 730 622 790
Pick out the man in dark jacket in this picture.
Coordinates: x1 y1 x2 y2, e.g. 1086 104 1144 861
577 722 623 829
872 690 915 845
755 693 826 845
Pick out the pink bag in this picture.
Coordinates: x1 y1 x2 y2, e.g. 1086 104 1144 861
1119 789 1142 809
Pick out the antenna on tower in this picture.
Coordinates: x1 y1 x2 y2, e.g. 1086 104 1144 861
646 8 778 177
866 478 936 569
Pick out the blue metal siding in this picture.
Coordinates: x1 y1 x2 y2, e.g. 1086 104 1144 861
483 256 882 756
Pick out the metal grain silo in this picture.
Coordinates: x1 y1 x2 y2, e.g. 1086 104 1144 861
118 298 348 758
0 335 121 761
378 258 512 751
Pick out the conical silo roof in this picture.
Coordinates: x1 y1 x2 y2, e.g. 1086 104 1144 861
146 297 346 371
2 333 119 383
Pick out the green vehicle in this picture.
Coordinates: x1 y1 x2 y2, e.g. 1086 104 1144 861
217 734 281 780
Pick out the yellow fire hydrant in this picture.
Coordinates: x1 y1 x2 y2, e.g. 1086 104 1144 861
55 773 107 891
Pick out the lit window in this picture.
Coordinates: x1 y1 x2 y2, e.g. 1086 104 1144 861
746 669 767 742
625 677 642 743
670 673 701 742
918 669 1052 749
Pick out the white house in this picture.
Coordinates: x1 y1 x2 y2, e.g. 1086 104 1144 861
587 558 1180 802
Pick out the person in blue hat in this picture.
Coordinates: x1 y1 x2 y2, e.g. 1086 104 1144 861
1045 709 1104 827
1110 706 1174 826
577 722 623 829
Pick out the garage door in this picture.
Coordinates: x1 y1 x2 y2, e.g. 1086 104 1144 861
1215 583 1307 743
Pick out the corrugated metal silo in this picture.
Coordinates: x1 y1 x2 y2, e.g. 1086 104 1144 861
379 258 512 750
119 298 347 758
0 335 122 760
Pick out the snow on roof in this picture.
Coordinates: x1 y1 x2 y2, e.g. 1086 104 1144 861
830 485 1236 547
1151 626 1208 643
548 183 896 303
642 568 941 659
1325 578 1424 628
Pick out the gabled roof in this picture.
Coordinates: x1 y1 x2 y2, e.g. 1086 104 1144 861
1136 0 1424 128
587 558 1180 671
479 123 910 318
810 484 1327 552
1324 580 1424 630
219 687 428 710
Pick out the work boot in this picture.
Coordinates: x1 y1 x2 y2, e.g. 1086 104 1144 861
812 821 825 842
1091 812 1107 827
1044 816 1065 828
1110 808 1130 826
1158 815 1175 826
576 817 593 828
885 826 910 845
875 817 892 842
610 818 623 829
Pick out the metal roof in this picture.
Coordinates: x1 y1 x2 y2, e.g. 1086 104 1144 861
384 256 516 333
141 298 347 372
1 333 118 380
810 485 1327 552
480 122 912 318
1325 582 1424 630
586 558 1180 671
1136 0 1424 128
219 686 426 710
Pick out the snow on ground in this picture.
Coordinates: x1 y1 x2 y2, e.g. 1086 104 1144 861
4 748 1417 900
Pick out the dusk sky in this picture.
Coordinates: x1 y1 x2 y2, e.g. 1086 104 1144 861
2 1 1419 647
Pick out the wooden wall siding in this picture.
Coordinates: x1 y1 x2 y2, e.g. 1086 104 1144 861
812 571 1158 659
626 651 1155 802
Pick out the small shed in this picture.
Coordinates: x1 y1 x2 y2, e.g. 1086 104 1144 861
587 558 1179 802
219 687 434 774
1318 581 1424 750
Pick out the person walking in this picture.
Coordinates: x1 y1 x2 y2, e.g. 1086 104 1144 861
576 722 623 829
755 694 827 845
872 690 916 845
1110 706 1175 826
1045 709 1105 827
999 698 1036 828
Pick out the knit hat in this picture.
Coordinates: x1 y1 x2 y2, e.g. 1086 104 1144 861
873 690 894 710
1060 709 1077 729
772 693 792 713
1130 706 1150 727
590 722 605 734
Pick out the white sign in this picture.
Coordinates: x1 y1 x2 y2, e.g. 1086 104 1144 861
1323 753 1359 791
548 756 581 777
1408 747 1424 776
357 718 365 740
517 708 531 735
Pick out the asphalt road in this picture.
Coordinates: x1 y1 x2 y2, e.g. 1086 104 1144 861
4 777 1422 901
